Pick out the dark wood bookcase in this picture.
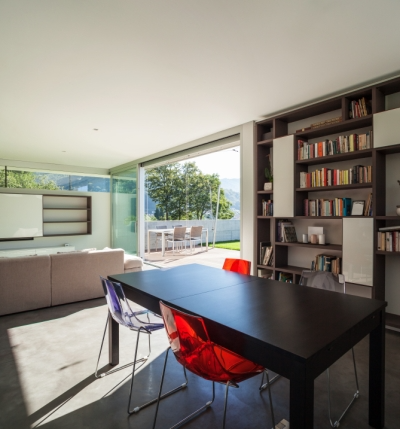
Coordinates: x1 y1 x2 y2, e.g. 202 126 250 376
255 76 400 329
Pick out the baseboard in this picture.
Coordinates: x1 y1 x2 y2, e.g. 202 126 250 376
386 312 400 331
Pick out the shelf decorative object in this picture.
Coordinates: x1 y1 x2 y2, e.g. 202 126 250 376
397 180 400 216
264 154 273 191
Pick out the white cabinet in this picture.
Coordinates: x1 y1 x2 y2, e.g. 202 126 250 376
273 135 294 217
373 107 400 148
342 218 373 286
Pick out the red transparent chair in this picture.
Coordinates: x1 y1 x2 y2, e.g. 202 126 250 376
152 301 275 429
300 270 360 428
95 277 188 415
222 258 251 275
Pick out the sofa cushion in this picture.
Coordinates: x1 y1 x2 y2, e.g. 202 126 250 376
123 255 143 270
51 250 124 306
0 255 51 315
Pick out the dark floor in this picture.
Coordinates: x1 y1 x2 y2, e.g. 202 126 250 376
0 298 399 429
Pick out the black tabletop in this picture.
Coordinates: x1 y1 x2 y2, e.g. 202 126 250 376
109 264 386 363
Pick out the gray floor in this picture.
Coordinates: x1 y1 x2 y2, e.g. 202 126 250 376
1 297 399 429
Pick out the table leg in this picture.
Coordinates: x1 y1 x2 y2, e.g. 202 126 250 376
147 230 150 254
206 229 208 251
162 231 165 256
369 310 385 428
108 312 119 365
290 362 314 429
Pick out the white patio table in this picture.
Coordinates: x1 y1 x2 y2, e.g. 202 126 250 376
147 227 208 256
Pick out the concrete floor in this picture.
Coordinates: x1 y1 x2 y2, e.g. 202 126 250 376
1 269 400 428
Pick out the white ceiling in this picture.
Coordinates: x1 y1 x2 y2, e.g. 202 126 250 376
1 0 400 170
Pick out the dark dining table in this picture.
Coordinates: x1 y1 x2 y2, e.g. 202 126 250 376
108 263 386 429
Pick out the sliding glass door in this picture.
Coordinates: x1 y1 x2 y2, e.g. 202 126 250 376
111 167 137 255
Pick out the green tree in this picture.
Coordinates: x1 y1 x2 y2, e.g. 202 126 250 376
146 162 234 220
146 164 181 220
0 170 59 190
154 207 164 220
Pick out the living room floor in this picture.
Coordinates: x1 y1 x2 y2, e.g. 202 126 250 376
1 297 399 429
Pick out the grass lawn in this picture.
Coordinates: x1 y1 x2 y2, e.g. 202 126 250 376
214 241 240 251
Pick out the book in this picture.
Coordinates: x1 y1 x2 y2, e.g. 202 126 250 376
259 241 271 264
378 225 400 232
282 225 298 243
343 198 352 216
263 246 273 266
276 219 291 242
312 254 342 273
296 131 372 161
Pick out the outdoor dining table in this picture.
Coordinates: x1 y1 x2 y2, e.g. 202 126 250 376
147 227 209 256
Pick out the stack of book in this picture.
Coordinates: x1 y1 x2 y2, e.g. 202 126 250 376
261 199 273 216
276 219 293 242
297 131 372 160
377 226 400 251
348 97 371 118
364 193 373 216
299 165 372 188
310 116 342 129
311 254 342 273
260 242 274 265
303 198 352 217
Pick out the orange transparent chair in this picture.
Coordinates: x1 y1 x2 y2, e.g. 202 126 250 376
152 301 275 429
222 258 251 275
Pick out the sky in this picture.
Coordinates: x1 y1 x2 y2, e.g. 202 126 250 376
181 146 240 179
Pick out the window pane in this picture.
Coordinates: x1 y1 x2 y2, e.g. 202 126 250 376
0 167 5 187
4 167 110 192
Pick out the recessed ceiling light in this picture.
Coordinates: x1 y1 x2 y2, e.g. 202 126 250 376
62 151 66 152
93 128 99 131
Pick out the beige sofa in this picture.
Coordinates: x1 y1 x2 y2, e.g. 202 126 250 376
0 248 143 316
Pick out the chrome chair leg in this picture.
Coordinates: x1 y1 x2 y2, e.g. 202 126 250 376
327 347 360 428
95 315 188 415
128 330 189 415
258 370 276 429
152 347 214 429
259 370 280 391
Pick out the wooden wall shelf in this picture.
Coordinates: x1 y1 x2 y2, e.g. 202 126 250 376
255 76 400 328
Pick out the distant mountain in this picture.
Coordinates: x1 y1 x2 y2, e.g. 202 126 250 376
223 188 240 210
220 178 240 193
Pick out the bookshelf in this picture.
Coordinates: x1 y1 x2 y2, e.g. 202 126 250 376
42 195 92 237
255 76 400 329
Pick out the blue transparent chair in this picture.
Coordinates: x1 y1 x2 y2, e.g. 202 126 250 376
299 270 360 428
95 277 188 415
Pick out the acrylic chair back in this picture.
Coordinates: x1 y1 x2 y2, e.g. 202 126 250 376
299 270 345 294
100 277 143 330
222 258 251 275
159 301 263 383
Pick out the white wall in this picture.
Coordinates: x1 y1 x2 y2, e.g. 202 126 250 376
0 188 111 252
241 121 255 267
